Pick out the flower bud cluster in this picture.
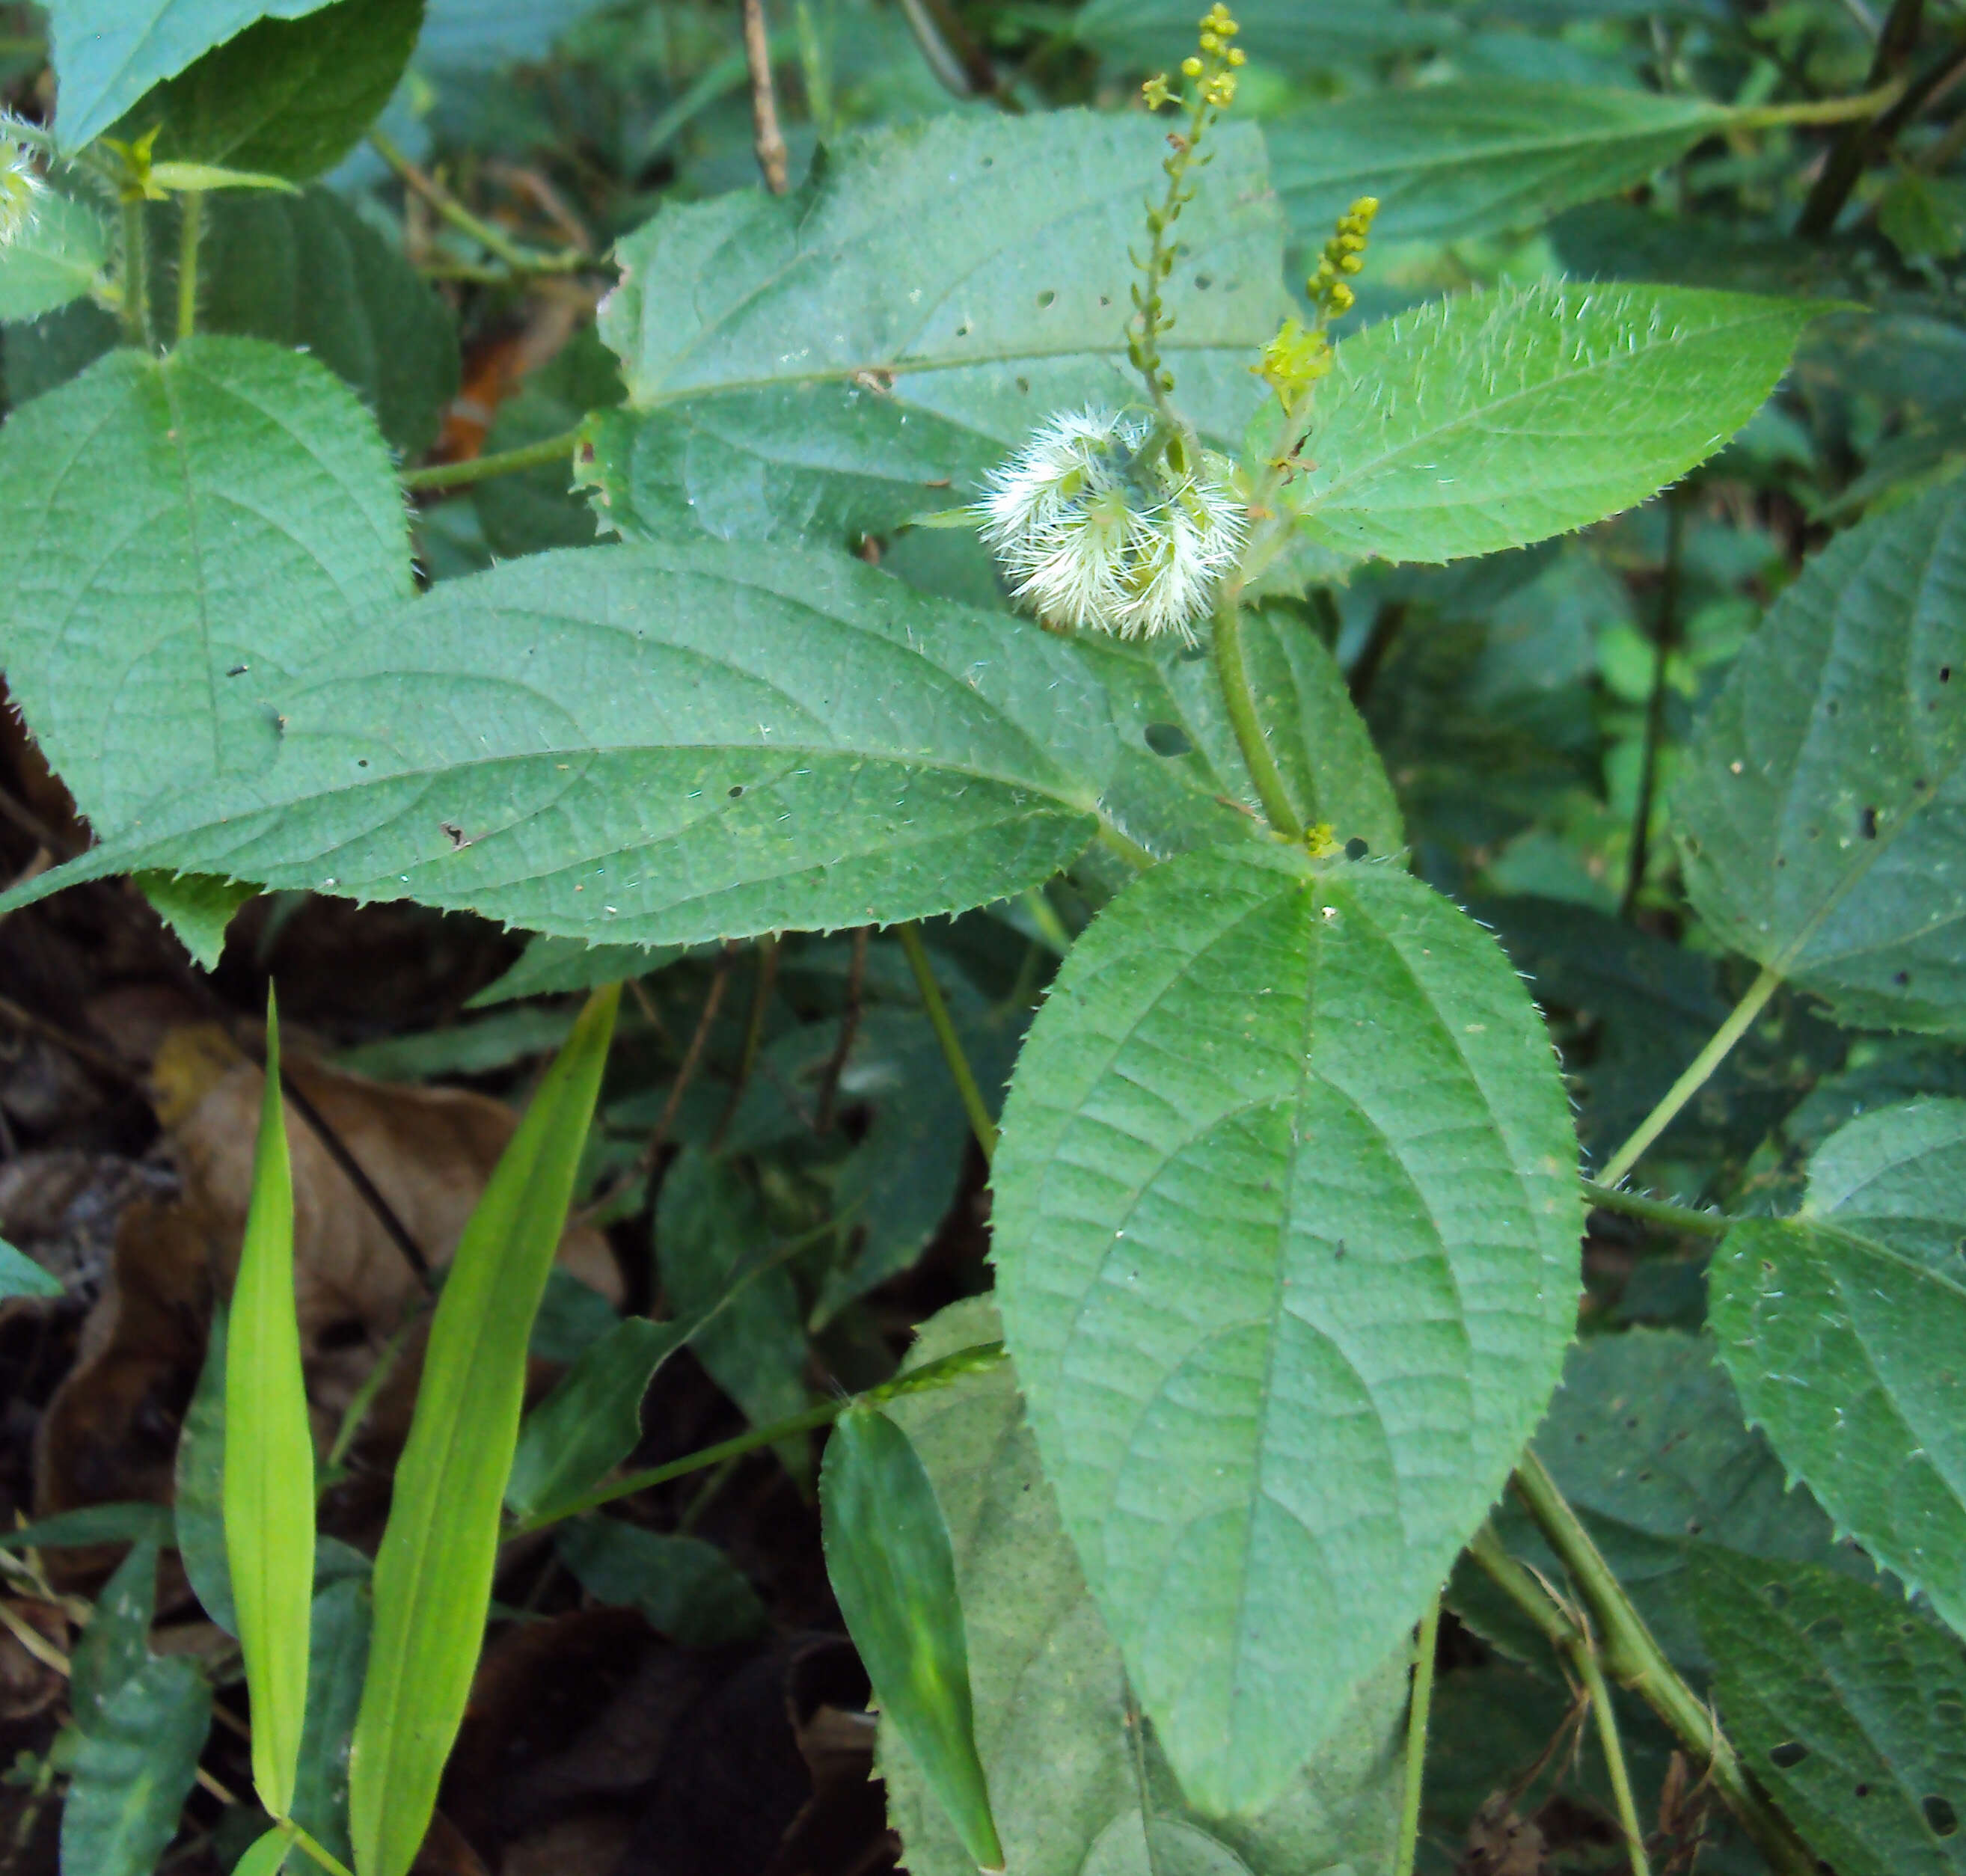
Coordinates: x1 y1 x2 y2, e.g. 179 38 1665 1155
978 408 1246 643
1308 194 1379 319
1252 196 1379 410
0 135 46 250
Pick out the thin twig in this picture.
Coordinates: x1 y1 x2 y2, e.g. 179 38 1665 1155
1393 1595 1442 1876
0 994 139 1091
896 923 998 1165
1573 1629 1652 1876
369 130 587 273
742 0 791 194
400 426 584 494
642 943 736 1165
814 925 870 1133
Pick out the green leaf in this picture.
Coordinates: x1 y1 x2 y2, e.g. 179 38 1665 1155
48 0 340 151
59 1655 212 1876
473 328 622 558
658 1149 809 1441
881 1299 1408 1876
1451 1328 1877 1676
0 191 109 322
233 1825 298 1876
1689 1550 1966 1875
1296 281 1829 565
349 984 619 1876
1673 479 1966 1033
197 186 462 456
1071 614 1403 862
505 1316 688 1527
139 871 256 970
0 1503 173 1552
225 991 314 1818
291 1575 371 1866
1709 1213 1966 1638
1074 0 1454 71
1269 82 1728 248
468 934 682 1009
592 111 1283 546
1808 1097 1966 1264
0 1236 62 1300
135 0 423 182
0 542 1119 947
555 1518 768 1646
992 844 1580 1814
821 1405 1004 1872
0 334 412 832
174 1301 235 1633
70 1536 165 1729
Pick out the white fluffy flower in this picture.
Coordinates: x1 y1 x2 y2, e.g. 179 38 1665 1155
978 408 1246 643
0 141 45 251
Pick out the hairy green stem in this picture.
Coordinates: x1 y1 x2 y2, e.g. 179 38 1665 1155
1730 75 1907 127
400 427 584 493
898 922 999 1164
1580 1178 1729 1238
1596 966 1780 1186
174 191 203 344
1503 1457 1818 1875
1576 1638 1651 1876
512 1340 1006 1531
119 197 152 349
1393 1595 1442 1876
1210 597 1302 838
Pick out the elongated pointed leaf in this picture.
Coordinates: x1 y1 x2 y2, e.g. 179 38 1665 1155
0 1236 62 1300
1270 82 1729 248
0 543 1118 946
349 984 619 1876
174 1302 235 1632
0 334 411 833
60 1655 213 1876
70 1536 164 1729
1690 1551 1966 1876
1296 281 1828 565
992 844 1580 1815
1709 1212 1966 1637
590 112 1282 546
292 1575 372 1866
882 1300 1408 1876
1675 479 1966 1032
555 1518 767 1646
822 1405 1004 1872
235 1826 298 1876
225 993 314 1818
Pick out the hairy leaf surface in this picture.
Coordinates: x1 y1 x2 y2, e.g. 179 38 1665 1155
992 845 1580 1812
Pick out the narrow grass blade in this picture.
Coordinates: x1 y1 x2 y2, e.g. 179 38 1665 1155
349 984 620 1876
821 1405 1004 1874
225 989 315 1818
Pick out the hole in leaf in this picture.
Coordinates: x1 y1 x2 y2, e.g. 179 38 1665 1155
1925 1797 1959 1837
1771 1742 1810 1769
729 785 745 798
1036 289 1056 309
1144 722 1193 757
1855 1783 1871 1797
1344 836 1368 859
1896 970 1911 987
1861 805 1878 838
1944 666 1953 684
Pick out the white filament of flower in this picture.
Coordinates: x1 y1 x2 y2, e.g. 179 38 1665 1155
978 408 1245 643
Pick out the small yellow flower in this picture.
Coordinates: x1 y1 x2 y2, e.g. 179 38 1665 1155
1181 54 1203 76
1142 72 1174 109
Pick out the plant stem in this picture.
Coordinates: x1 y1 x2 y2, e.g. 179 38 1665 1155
1596 966 1779 1186
174 191 202 344
712 937 779 1150
370 130 584 275
400 426 584 493
287 1821 355 1876
741 0 791 193
1798 0 1928 233
1580 1178 1729 1238
1504 1456 1818 1875
1620 494 1682 922
119 197 152 349
1731 76 1907 127
1210 596 1302 838
897 922 999 1164
1574 1637 1651 1876
515 1340 1006 1530
1393 1595 1441 1876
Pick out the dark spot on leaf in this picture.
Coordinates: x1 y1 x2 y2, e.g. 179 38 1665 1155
1178 641 1209 662
1770 1742 1810 1769
1925 1797 1959 1837
1806 825 1820 840
358 759 368 768
227 663 248 676
1917 777 1932 791
1626 1417 1639 1429
1777 855 1788 868
1144 722 1193 757
1764 1581 1789 1608
1036 289 1056 309
1809 1617 1844 1642
1333 1240 1346 1260
728 785 744 798
1195 273 1213 289
1015 375 1030 393
955 323 970 338
1943 666 1953 684
1861 806 1878 838
1099 294 1110 307
441 822 471 849
1345 836 1368 859
1896 970 1911 987
1825 699 1840 716
1685 1518 1703 1535
980 154 993 168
